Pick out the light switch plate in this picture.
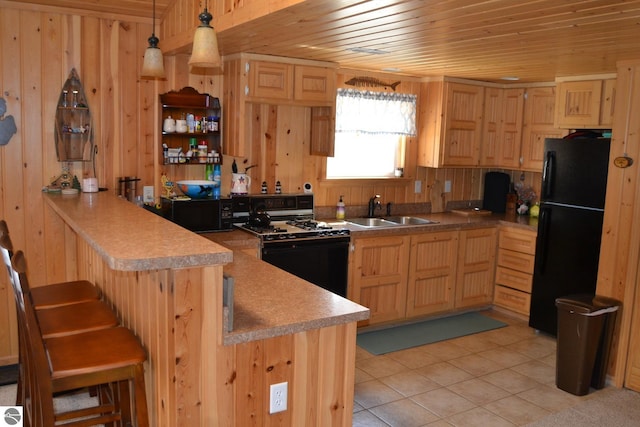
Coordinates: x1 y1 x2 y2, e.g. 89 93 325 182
444 180 452 193
414 180 422 193
143 186 154 203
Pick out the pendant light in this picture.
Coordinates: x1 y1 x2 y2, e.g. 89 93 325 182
188 1 221 68
141 0 165 78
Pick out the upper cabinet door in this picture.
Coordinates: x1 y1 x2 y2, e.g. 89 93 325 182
294 66 336 103
480 87 524 169
498 88 525 169
417 81 483 167
247 61 293 101
555 79 616 129
442 83 484 166
521 87 567 172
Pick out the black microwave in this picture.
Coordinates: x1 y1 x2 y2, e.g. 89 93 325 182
160 198 233 233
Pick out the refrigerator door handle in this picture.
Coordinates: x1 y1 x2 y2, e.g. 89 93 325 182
542 150 555 199
536 207 551 273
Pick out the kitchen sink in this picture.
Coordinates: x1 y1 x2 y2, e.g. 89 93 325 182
346 217 398 228
346 216 438 228
384 216 437 225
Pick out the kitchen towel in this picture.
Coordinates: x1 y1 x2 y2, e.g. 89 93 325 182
356 312 507 355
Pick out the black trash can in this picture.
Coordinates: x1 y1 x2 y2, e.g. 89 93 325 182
555 295 620 396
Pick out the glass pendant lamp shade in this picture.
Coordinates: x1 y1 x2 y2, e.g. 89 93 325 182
141 35 165 78
141 0 165 79
188 8 222 68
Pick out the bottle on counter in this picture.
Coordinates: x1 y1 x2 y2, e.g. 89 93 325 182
205 164 213 181
212 163 221 199
336 195 346 219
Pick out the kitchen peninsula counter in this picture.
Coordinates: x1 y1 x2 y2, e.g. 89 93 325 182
44 192 233 270
43 192 368 426
203 230 369 345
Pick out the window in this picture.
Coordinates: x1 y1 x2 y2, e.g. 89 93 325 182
326 89 416 179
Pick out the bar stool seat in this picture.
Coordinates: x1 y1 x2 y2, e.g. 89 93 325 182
29 279 101 309
36 299 119 339
13 250 149 427
0 221 100 309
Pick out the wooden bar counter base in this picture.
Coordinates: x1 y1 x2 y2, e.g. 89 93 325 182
43 192 369 426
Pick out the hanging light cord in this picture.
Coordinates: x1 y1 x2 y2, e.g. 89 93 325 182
148 0 159 47
199 0 213 26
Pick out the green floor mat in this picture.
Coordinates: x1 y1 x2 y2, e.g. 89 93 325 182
357 312 507 355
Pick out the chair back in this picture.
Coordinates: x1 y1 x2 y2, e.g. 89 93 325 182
0 231 14 283
12 250 56 425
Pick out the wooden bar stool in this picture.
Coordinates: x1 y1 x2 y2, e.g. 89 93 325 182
13 250 149 427
0 220 101 308
1 232 119 338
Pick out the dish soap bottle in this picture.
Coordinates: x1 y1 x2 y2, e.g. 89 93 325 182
529 202 540 218
336 195 345 220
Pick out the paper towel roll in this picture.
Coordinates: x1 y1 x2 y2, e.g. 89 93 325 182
83 178 98 193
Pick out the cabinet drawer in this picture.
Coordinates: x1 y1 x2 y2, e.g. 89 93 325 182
497 249 534 274
495 266 532 293
499 228 537 254
494 285 531 315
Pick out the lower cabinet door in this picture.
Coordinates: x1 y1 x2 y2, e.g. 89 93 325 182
455 228 497 309
406 231 459 317
349 235 410 326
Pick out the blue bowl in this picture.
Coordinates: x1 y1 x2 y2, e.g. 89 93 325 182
176 180 217 199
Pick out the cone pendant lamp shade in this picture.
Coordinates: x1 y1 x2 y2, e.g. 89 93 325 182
141 0 165 79
189 8 221 68
142 36 165 78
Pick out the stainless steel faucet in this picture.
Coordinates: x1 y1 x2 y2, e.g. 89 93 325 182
368 195 382 217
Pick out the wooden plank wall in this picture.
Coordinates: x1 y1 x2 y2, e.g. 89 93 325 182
597 60 640 389
0 2 223 363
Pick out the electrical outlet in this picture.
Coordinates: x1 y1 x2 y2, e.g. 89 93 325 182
444 180 452 193
414 180 422 193
269 382 288 414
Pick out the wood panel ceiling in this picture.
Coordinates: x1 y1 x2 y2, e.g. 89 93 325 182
7 0 640 83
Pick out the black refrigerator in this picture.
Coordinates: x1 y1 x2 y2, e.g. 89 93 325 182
528 137 611 335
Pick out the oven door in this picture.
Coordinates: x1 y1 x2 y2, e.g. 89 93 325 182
261 237 349 297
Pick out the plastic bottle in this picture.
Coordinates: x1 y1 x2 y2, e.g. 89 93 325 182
336 195 345 220
205 164 213 181
212 164 221 199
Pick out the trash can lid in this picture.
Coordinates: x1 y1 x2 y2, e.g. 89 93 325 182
556 294 620 316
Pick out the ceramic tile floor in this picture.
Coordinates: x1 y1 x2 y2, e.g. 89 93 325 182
353 309 598 426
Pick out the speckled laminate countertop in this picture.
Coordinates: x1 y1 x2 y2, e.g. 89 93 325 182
216 249 370 345
202 211 536 345
44 192 233 271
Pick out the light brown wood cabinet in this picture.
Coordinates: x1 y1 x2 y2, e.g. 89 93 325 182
406 231 459 317
223 54 337 157
420 82 557 171
521 86 567 171
555 79 616 129
418 81 484 167
455 227 497 309
246 62 336 103
350 227 496 326
480 88 525 168
348 235 410 326
493 226 537 315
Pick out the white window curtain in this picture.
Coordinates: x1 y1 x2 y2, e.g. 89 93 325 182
335 88 417 136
